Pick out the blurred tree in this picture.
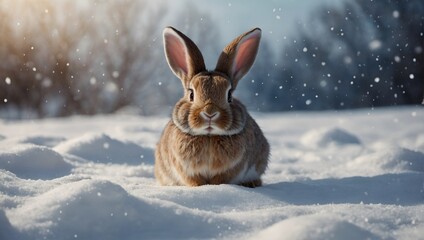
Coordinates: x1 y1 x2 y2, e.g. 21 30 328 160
0 0 166 118
259 0 423 111
90 0 166 113
361 0 424 105
0 0 53 117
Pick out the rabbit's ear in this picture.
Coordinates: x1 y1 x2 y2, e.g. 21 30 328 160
215 28 261 89
163 27 206 86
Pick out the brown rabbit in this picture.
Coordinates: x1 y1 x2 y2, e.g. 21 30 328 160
155 26 269 187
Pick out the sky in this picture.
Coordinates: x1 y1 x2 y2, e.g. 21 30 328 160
161 0 346 66
188 0 344 48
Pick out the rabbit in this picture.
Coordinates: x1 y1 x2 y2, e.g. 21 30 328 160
155 26 269 188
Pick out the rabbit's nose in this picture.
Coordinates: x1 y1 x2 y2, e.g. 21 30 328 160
201 111 219 120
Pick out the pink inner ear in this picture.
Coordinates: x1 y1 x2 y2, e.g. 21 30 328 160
165 31 188 76
232 31 261 80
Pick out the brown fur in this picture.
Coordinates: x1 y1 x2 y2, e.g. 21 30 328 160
156 27 269 187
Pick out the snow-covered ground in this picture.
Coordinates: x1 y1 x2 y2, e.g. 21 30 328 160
0 106 423 239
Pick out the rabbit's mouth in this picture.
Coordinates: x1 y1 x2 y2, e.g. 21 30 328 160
203 113 218 133
200 124 221 135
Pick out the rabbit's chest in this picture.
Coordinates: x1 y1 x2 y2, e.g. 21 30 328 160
178 135 245 176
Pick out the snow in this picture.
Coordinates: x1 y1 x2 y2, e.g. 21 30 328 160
0 107 423 239
251 214 378 240
54 133 153 165
300 127 361 147
0 145 72 180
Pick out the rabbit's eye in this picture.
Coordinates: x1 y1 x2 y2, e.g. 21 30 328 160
188 88 194 101
227 89 233 103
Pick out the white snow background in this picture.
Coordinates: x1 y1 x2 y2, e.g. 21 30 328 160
0 106 423 239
